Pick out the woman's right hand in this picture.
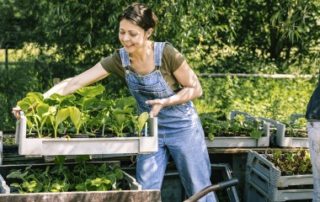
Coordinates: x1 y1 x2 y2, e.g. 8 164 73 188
12 106 22 119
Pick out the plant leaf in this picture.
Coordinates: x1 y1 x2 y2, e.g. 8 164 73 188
76 84 105 97
55 108 69 126
137 112 149 133
69 106 81 128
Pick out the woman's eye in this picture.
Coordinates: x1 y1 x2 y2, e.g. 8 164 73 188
119 31 138 37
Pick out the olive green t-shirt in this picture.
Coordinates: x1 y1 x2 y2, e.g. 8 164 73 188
99 43 185 91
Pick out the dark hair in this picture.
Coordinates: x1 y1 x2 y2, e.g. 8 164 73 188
119 3 158 31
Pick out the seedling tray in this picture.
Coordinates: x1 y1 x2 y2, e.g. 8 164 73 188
260 117 308 148
16 114 158 156
0 132 18 155
205 111 271 148
0 162 161 202
245 150 313 201
205 135 270 148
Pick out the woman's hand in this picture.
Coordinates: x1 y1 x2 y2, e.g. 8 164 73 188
12 106 22 119
145 99 166 117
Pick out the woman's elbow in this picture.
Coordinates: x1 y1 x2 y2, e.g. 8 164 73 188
195 85 203 98
199 87 203 97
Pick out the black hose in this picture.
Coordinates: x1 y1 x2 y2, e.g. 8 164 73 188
183 178 239 202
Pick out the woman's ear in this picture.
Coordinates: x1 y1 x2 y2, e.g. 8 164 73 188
146 28 153 38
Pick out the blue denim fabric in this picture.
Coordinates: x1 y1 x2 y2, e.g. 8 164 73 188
307 122 320 202
119 42 216 201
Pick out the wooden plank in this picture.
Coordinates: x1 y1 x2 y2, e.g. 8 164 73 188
0 190 161 202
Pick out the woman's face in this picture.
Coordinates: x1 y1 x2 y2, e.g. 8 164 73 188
119 19 148 53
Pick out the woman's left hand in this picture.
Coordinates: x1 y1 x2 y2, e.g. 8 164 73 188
145 99 166 117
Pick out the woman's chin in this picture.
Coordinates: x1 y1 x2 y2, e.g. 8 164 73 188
124 45 135 52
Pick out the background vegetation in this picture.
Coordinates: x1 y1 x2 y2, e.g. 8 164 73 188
1 0 320 131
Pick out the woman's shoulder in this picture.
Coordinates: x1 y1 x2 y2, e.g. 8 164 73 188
157 41 185 72
100 51 121 66
99 50 124 77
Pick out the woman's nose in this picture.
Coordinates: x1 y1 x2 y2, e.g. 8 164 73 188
122 33 130 41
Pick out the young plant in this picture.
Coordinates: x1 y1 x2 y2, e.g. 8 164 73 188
108 109 131 137
106 97 137 137
285 114 307 137
17 92 46 137
52 108 70 138
7 166 43 193
7 156 126 193
131 112 149 136
68 106 82 135
17 85 147 138
266 149 312 175
200 113 264 140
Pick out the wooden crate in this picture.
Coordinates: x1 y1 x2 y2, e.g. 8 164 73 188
245 150 313 202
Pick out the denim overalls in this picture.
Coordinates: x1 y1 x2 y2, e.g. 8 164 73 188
306 83 320 201
119 42 216 201
307 122 320 201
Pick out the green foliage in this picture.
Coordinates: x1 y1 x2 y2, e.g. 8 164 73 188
235 0 320 62
200 113 264 140
104 97 148 137
0 0 40 48
196 76 315 122
1 0 319 71
6 157 126 193
266 149 312 175
0 62 43 131
2 134 15 146
0 0 319 132
283 114 307 137
16 84 149 138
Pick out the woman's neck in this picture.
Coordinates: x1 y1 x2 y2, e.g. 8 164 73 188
129 40 153 62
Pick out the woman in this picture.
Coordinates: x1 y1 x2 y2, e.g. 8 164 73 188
17 3 216 201
306 81 320 201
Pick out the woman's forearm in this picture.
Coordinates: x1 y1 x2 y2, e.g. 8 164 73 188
43 78 72 98
43 77 84 98
162 83 203 107
43 63 109 99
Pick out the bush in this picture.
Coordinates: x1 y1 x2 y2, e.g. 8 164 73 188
195 76 316 121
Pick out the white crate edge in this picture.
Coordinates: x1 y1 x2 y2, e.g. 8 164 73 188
260 117 309 148
17 114 158 156
206 136 270 147
0 175 9 194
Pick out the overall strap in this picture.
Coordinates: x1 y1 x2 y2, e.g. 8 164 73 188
154 42 166 69
119 42 166 70
119 48 130 70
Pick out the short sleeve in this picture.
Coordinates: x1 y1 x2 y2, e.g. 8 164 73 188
99 51 125 78
163 43 186 73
